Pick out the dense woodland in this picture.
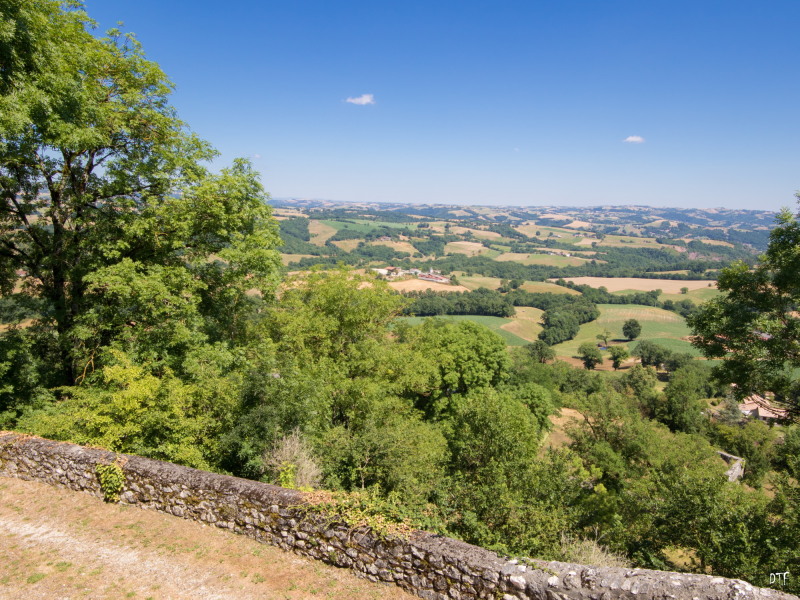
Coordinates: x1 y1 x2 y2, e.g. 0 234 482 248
1 1 798 594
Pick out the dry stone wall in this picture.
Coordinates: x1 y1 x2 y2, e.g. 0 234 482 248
0 432 795 600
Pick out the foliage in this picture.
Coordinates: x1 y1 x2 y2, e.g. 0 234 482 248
622 319 642 341
278 217 335 255
96 461 125 503
300 487 424 540
398 319 510 412
401 288 514 317
608 346 629 370
577 342 603 370
0 1 282 418
709 420 778 486
524 340 555 363
632 340 672 370
5 2 795 589
264 429 322 490
18 348 240 469
689 198 800 420
661 364 709 433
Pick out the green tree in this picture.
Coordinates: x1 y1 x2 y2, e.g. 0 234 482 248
662 365 708 434
577 342 603 370
632 340 671 370
608 346 629 370
524 340 555 364
710 420 778 486
443 387 572 557
0 1 282 396
689 198 800 421
596 328 612 347
622 319 642 341
399 319 510 417
17 348 241 469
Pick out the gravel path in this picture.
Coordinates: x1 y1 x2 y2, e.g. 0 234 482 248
0 476 413 600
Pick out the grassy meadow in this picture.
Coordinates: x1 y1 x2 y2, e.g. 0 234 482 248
495 252 591 267
551 304 695 359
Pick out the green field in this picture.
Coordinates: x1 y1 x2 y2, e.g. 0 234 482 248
515 223 586 244
321 219 419 233
658 286 722 303
495 252 591 267
396 315 529 346
551 304 694 358
349 219 420 230
597 234 661 248
520 281 582 295
456 275 502 290
630 337 700 356
611 285 721 304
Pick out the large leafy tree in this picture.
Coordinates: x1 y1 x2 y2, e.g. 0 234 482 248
688 197 800 421
0 1 281 401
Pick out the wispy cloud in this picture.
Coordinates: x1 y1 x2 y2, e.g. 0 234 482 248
624 135 645 143
345 93 375 105
252 153 262 159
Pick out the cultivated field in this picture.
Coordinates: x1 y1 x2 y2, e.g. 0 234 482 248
457 275 502 290
447 226 502 239
500 306 543 341
272 208 307 218
679 238 734 247
0 477 414 600
331 239 360 252
388 279 470 293
280 253 314 265
513 223 585 243
444 241 492 256
556 277 717 293
308 220 338 245
496 253 590 267
647 287 721 303
370 240 418 254
595 234 661 248
520 281 581 295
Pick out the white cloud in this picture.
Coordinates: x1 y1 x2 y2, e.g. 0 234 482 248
624 135 645 143
345 93 375 105
252 153 261 159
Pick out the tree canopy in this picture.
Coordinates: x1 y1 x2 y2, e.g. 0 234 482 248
622 319 642 341
689 197 800 421
0 0 282 415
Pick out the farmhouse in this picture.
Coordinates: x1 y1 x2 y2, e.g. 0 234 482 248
738 395 788 422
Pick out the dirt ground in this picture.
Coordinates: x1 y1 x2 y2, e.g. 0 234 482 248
0 477 415 600
387 279 469 293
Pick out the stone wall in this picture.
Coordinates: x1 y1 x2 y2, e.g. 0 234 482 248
0 432 795 600
717 450 746 482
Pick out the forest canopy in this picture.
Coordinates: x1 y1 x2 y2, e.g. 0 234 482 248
0 0 282 419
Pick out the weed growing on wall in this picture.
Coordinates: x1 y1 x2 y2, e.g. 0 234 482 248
96 461 125 502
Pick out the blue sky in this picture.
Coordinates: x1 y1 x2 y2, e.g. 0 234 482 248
84 1 799 210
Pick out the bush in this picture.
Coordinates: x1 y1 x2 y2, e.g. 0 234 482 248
263 429 322 489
